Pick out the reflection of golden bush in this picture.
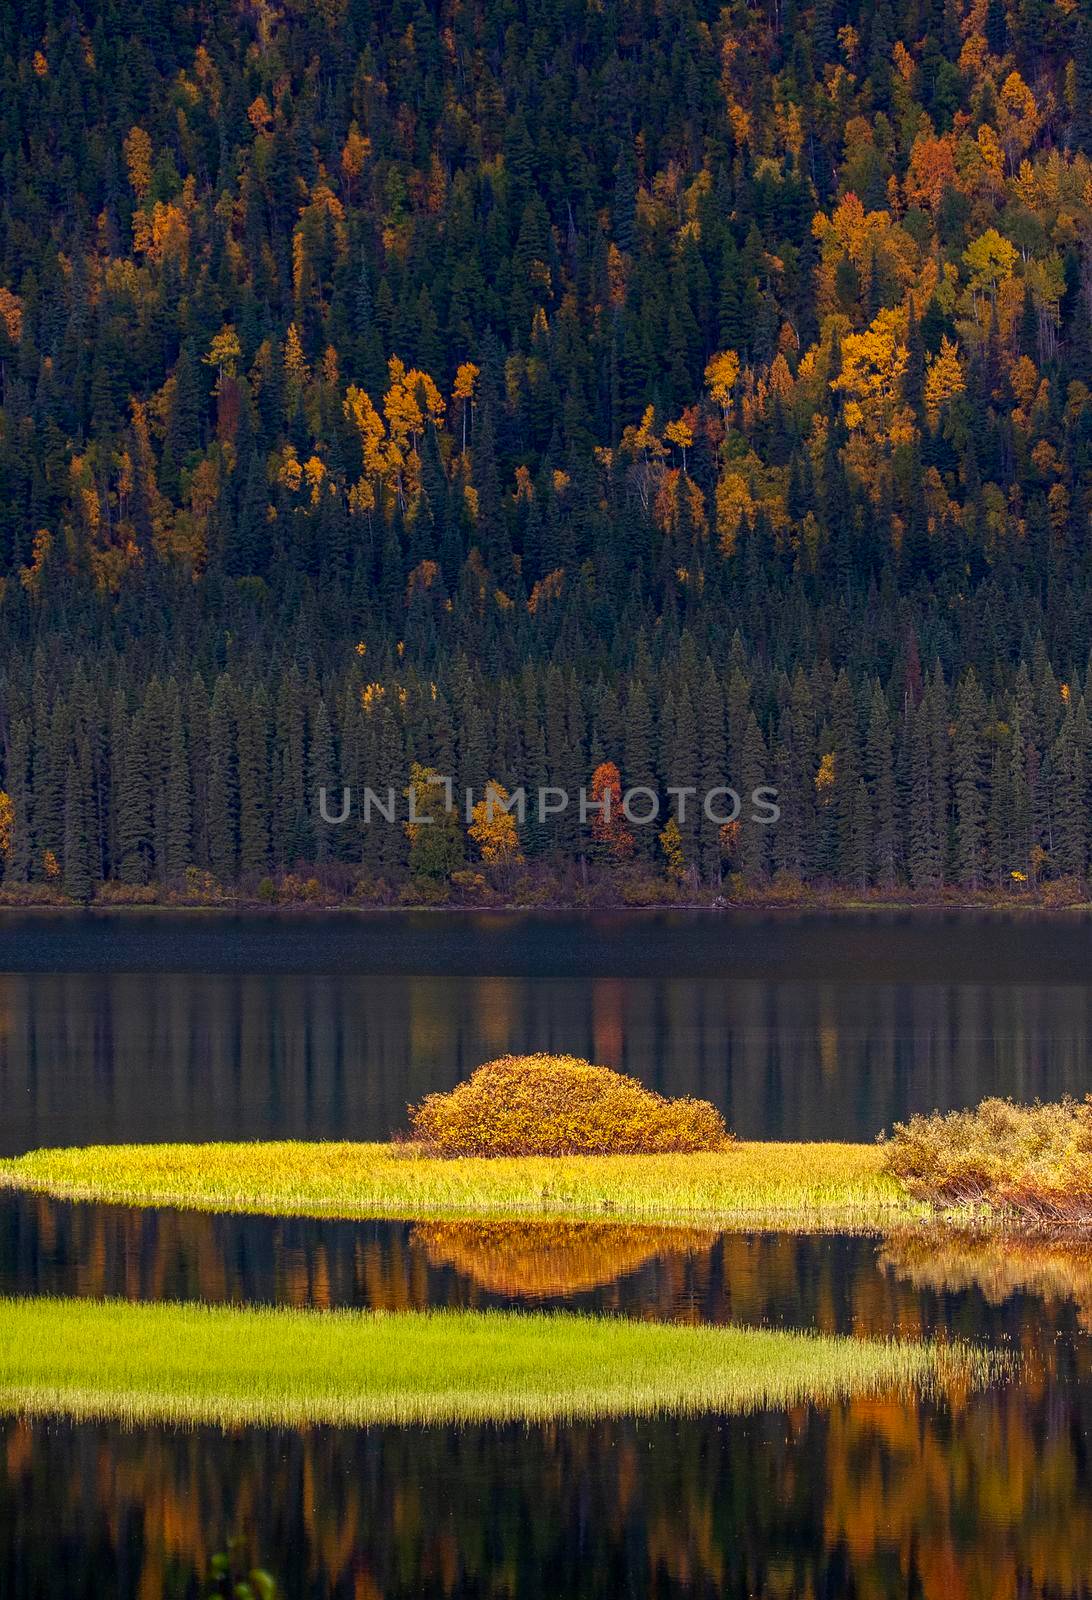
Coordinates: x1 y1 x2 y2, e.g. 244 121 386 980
408 1054 731 1156
414 1219 718 1298
881 1229 1092 1330
883 1096 1092 1222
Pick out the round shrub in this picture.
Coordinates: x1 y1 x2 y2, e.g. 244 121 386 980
407 1054 732 1157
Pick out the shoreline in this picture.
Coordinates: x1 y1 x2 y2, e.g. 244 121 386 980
1 1140 917 1231
2 893 1092 918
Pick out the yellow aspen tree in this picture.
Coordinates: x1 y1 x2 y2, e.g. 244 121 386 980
468 782 524 868
924 338 966 425
283 323 310 407
453 361 480 451
340 122 370 200
123 126 153 201
664 414 694 473
704 349 740 427
204 325 241 386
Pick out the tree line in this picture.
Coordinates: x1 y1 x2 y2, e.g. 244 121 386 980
5 616 1092 899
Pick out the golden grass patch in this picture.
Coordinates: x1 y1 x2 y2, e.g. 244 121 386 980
0 1138 915 1230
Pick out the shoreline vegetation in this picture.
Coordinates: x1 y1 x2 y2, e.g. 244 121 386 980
4 882 1092 916
0 1298 1000 1430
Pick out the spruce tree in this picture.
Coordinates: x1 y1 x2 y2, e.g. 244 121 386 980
207 675 239 885
952 669 987 888
63 756 93 903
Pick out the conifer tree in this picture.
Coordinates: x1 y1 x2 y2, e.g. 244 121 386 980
207 675 239 885
63 756 93 903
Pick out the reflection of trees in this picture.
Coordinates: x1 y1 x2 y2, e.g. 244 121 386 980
8 967 1092 1156
413 1221 717 1298
6 1391 1092 1598
8 1204 1092 1597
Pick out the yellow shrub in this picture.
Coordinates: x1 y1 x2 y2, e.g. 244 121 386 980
883 1096 1092 1223
408 1054 732 1157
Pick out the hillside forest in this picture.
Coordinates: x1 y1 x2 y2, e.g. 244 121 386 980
2 0 1092 902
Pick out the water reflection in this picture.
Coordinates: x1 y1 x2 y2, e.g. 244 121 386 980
5 1383 1092 1599
5 1192 1091 1348
6 1195 1092 1593
6 965 1092 1153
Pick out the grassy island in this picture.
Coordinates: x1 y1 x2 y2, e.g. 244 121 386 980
0 1297 997 1428
6 1070 1089 1234
0 1139 914 1230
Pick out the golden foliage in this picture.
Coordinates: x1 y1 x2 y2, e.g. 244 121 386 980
814 751 836 798
527 567 564 614
340 121 370 184
468 781 523 867
654 468 706 536
659 815 687 885
283 322 310 398
833 307 910 434
408 1054 731 1157
204 325 241 381
452 361 480 402
589 761 633 860
715 472 753 555
883 1096 1092 1223
904 133 959 212
0 286 22 343
0 791 13 860
19 529 51 594
923 337 965 424
123 126 153 201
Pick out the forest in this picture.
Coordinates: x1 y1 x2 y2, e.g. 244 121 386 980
1 0 1092 901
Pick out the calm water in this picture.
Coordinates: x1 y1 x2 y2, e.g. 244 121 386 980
4 911 1092 1597
5 909 1092 1152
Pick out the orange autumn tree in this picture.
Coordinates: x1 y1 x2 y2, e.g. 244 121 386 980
0 790 13 865
588 762 633 860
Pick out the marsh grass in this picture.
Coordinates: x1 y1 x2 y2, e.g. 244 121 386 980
0 1140 917 1230
0 1297 1002 1429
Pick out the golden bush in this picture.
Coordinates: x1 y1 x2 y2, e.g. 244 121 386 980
883 1096 1092 1223
407 1054 732 1157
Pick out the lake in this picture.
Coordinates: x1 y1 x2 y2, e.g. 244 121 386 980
2 911 1091 1596
4 909 1092 1153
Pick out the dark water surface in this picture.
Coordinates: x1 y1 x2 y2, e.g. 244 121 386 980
5 909 1092 1152
4 912 1092 1596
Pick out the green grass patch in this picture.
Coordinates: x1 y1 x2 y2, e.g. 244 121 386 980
0 1139 918 1231
0 1297 999 1428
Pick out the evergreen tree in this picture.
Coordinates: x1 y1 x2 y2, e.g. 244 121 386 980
63 755 93 903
